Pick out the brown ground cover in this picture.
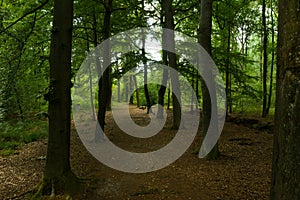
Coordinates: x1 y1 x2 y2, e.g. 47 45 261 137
0 106 274 199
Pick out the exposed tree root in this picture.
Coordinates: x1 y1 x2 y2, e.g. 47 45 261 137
31 171 82 199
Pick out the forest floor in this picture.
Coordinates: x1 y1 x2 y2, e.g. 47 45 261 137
0 106 274 200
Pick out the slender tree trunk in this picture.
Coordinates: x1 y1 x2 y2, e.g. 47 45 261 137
270 0 300 198
196 75 199 111
157 5 169 119
225 25 231 115
164 0 181 129
95 0 112 140
129 75 134 104
191 73 195 112
84 26 96 121
117 77 121 102
142 41 151 114
124 75 129 102
157 50 169 118
88 60 96 121
266 0 275 115
133 74 140 107
13 85 24 120
43 0 76 195
198 0 219 159
262 0 268 117
167 80 171 110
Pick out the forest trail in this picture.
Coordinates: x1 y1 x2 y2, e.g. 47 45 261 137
0 107 273 199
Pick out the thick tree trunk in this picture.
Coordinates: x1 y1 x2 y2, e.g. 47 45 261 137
270 0 300 199
198 0 219 159
43 0 77 195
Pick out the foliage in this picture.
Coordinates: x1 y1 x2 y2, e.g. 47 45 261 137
0 120 48 156
0 0 279 122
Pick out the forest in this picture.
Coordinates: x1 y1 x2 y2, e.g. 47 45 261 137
0 0 299 199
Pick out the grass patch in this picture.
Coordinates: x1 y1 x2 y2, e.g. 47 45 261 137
0 120 48 156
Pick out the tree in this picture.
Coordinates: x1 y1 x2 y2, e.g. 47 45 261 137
157 1 169 119
198 0 219 159
163 0 181 129
95 0 112 141
266 0 276 115
142 28 152 114
41 0 77 196
261 0 268 117
270 0 300 198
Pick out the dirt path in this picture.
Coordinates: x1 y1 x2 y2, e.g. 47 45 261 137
0 107 273 199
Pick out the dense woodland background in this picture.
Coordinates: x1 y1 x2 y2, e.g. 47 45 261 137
0 0 299 199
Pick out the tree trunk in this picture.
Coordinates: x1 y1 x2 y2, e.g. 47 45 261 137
133 74 140 107
266 0 275 115
117 76 121 102
198 0 219 159
96 0 112 141
43 0 77 195
88 59 96 121
129 75 134 104
167 80 171 110
142 35 151 114
124 75 129 102
191 72 195 112
163 0 181 129
84 27 96 121
262 0 268 118
157 51 169 118
195 75 199 111
225 24 231 114
157 5 169 119
270 0 300 198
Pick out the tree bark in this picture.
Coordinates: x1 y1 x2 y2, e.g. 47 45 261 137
129 75 134 104
225 24 231 114
270 0 300 198
262 0 268 117
133 74 140 107
142 40 151 114
96 0 112 141
43 0 76 195
266 0 275 115
163 0 181 129
198 0 219 159
157 4 169 119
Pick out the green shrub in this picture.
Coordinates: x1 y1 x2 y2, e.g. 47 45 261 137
0 120 48 156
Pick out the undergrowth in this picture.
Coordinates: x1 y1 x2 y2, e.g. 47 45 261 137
0 120 48 156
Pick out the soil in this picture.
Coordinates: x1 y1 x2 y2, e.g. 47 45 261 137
0 106 274 199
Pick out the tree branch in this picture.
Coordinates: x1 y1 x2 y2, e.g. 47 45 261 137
174 3 197 14
0 0 49 35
